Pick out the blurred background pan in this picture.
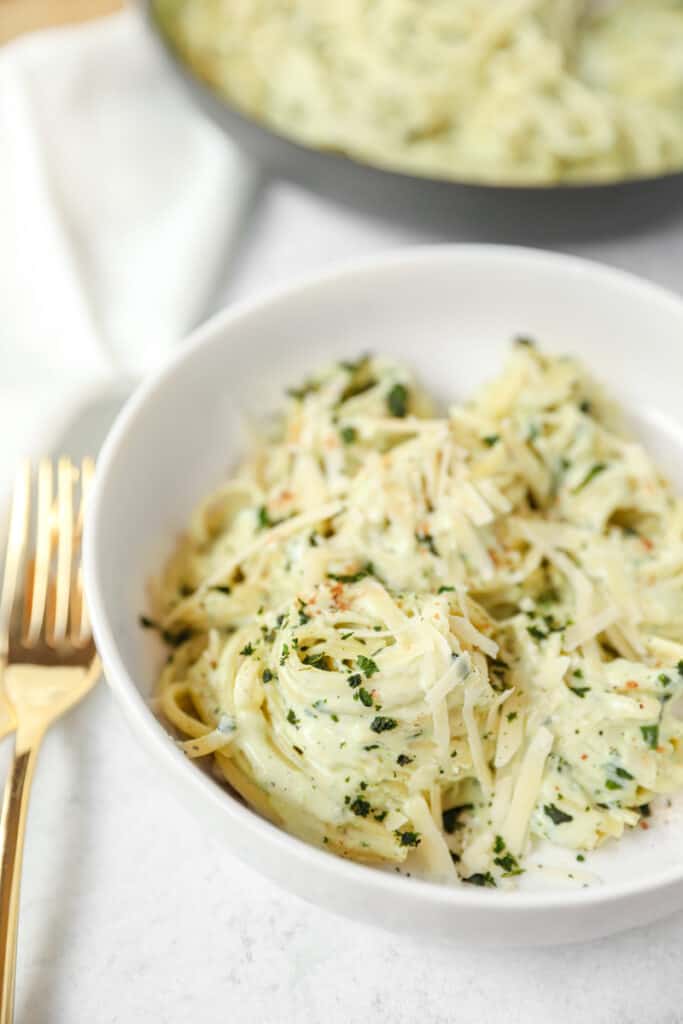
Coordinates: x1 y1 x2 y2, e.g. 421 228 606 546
143 0 683 243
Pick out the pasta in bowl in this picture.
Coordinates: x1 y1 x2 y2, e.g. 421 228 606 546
84 246 683 944
150 344 683 890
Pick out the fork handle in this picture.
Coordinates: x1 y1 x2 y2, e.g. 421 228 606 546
0 745 39 1024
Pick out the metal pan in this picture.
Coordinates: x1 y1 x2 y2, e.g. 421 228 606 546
143 1 683 242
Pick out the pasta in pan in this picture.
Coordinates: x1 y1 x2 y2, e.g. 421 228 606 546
149 343 683 887
155 0 683 184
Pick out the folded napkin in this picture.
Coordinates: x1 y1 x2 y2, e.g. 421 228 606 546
0 7 249 493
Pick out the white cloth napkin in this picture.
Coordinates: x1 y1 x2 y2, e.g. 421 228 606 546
0 7 250 492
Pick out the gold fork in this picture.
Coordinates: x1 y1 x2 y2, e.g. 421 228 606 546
0 458 100 1024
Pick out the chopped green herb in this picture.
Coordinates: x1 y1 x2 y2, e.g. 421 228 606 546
514 336 536 348
678 661 683 677
364 744 380 752
387 383 409 418
373 810 388 822
286 709 299 727
579 399 592 414
614 766 634 780
442 804 473 834
357 655 379 678
506 712 518 722
605 779 622 791
438 585 455 594
463 872 496 887
331 713 339 723
494 852 523 876
641 724 659 749
138 615 157 630
573 668 584 679
257 506 272 529
527 625 547 641
493 835 505 854
210 585 232 595
328 563 373 584
280 644 289 666
370 716 397 733
262 669 273 684
347 673 362 689
483 435 500 447
576 854 585 862
639 803 652 818
161 628 192 648
303 651 334 671
544 803 573 825
394 830 421 848
287 379 319 401
569 687 590 698
356 688 374 708
293 745 303 756
340 425 358 445
416 532 439 556
573 462 607 494
349 797 371 818
397 754 413 766
659 673 671 686
240 642 254 657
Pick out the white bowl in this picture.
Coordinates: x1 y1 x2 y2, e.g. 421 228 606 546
84 245 683 946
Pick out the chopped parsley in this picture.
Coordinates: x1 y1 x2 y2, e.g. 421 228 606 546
240 642 254 657
506 712 518 722
286 709 300 727
463 872 496 887
357 655 379 678
543 803 573 825
416 532 439 557
257 505 273 529
394 829 421 847
328 563 373 584
527 625 547 641
387 383 409 418
347 674 362 689
442 804 473 834
280 644 289 666
641 724 659 749
356 688 374 708
659 673 671 686
370 716 397 733
494 852 523 877
493 835 505 854
396 754 413 766
262 669 274 683
614 766 634 780
514 336 536 348
438 585 455 594
483 435 500 447
210 585 232 595
569 686 590 698
605 779 622 791
678 661 683 677
349 797 371 818
340 426 357 444
573 462 607 494
138 615 157 630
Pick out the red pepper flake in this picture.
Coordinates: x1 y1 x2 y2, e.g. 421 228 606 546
642 537 654 551
625 681 639 689
640 820 649 830
488 548 500 567
580 753 588 761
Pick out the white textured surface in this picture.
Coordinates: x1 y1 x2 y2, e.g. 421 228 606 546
11 178 683 1023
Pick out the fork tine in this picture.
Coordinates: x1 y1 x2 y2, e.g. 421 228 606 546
48 458 74 648
0 462 31 662
23 459 53 649
70 458 95 647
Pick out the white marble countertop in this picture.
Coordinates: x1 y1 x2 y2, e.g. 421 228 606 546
12 177 683 1024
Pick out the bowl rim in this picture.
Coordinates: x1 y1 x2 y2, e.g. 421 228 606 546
84 243 683 912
